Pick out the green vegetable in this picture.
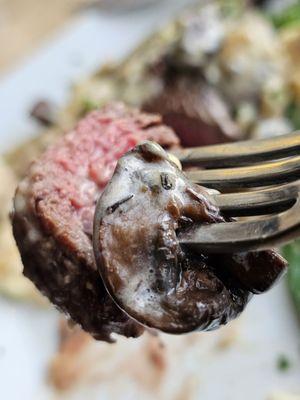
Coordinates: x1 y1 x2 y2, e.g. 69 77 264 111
286 103 300 130
80 98 99 116
270 2 300 29
276 354 292 372
282 240 300 316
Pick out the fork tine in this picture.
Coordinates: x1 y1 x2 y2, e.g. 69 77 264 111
172 131 300 168
179 198 300 253
211 181 300 216
186 155 300 189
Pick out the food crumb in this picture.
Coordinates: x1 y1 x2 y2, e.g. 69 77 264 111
146 336 166 371
30 100 57 127
276 354 292 372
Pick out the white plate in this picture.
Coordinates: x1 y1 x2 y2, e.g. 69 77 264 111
0 2 299 399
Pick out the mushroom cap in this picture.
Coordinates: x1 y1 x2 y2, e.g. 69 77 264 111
93 142 251 334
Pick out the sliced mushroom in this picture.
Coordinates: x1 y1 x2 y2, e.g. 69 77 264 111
93 141 251 334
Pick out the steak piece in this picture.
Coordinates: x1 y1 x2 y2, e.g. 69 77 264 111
94 142 287 333
12 103 179 342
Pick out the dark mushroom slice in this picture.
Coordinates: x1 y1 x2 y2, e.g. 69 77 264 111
94 141 253 334
212 250 287 295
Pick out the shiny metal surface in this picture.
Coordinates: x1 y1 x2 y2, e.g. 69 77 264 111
176 131 300 252
179 198 300 253
173 130 300 168
186 155 300 189
211 181 299 216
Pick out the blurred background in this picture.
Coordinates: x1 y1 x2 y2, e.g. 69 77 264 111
1 1 300 399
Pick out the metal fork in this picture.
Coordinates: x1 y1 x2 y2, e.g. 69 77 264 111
170 131 300 253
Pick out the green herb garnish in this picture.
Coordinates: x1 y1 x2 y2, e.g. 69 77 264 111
277 354 292 372
80 98 99 116
282 240 300 317
286 102 300 130
270 2 300 30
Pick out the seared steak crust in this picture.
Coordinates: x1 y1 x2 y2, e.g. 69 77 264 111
12 103 179 342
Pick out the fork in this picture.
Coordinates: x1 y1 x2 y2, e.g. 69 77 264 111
170 131 300 253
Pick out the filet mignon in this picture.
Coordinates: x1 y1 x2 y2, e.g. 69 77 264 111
12 103 179 342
